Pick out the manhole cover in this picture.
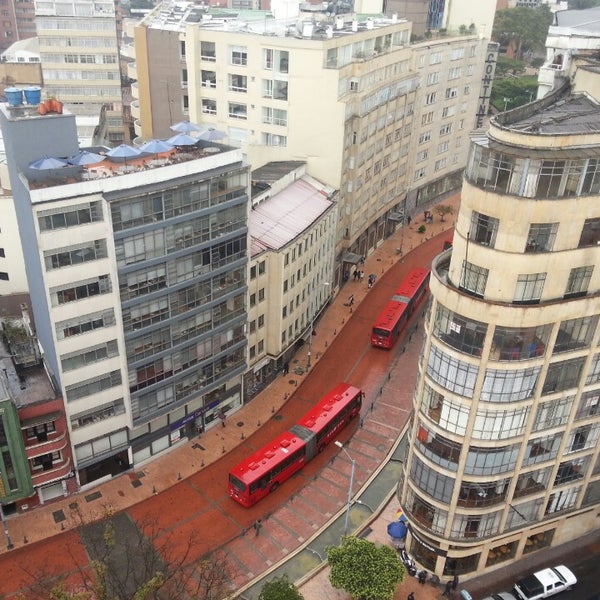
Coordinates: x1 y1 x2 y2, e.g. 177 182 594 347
273 414 283 421
236 421 244 427
288 379 297 385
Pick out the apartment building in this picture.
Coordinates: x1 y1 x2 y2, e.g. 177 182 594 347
400 78 600 579
34 0 126 145
246 162 337 391
130 3 492 287
0 0 36 54
0 101 250 485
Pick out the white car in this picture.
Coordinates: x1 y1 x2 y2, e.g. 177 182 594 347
482 594 517 600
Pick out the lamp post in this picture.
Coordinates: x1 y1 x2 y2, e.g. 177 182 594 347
335 440 356 537
307 281 329 369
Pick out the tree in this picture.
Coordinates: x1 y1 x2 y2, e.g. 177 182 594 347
18 509 235 600
492 6 554 60
490 76 538 111
494 56 526 78
435 204 454 222
327 537 405 600
259 575 304 600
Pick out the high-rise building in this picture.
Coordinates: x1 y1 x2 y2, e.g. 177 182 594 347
0 0 36 54
400 77 600 579
128 3 494 287
34 0 126 146
0 101 250 485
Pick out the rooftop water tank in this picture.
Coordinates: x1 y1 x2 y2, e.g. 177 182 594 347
5 87 23 107
23 86 41 106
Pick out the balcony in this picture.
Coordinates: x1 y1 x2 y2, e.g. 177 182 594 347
31 457 72 487
120 43 136 60
127 62 137 81
131 81 139 100
25 431 69 457
130 100 140 120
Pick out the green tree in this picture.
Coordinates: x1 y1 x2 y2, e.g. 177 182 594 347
259 575 304 600
435 204 454 222
492 6 554 60
490 76 538 111
327 537 405 600
495 56 526 78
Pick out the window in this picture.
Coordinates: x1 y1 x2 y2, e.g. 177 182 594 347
471 211 499 247
542 357 586 394
526 223 557 253
0 272 8 280
262 106 287 126
201 41 216 61
438 141 449 154
460 261 488 297
262 79 288 100
578 217 600 247
228 73 247 92
445 87 458 99
71 399 125 430
440 123 452 136
61 340 119 372
429 51 442 64
349 79 359 92
57 309 115 339
44 240 107 270
554 316 597 353
417 150 428 163
230 45 247 66
441 105 455 118
435 158 447 171
38 201 102 231
263 48 288 72
533 397 573 431
228 102 247 119
523 434 562 466
514 273 546 304
427 346 478 397
586 354 600 385
65 370 122 402
202 99 216 115
448 66 462 80
481 367 540 402
427 72 439 85
491 324 550 361
53 275 111 305
421 111 434 125
425 92 437 105
419 131 431 144
201 70 216 88
565 266 594 298
249 293 256 307
414 167 426 181
262 133 287 147
433 305 487 357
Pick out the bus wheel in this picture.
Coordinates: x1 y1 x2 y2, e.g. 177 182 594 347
270 482 279 493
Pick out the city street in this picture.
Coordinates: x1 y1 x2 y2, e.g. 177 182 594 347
0 206 458 599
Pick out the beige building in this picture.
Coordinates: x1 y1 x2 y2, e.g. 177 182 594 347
246 162 337 391
400 76 600 578
129 3 491 286
34 0 126 145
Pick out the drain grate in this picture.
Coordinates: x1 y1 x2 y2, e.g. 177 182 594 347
52 509 66 523
85 491 102 503
131 479 142 488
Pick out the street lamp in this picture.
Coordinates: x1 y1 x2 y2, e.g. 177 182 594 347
307 281 329 369
0 503 14 550
335 440 356 537
503 97 510 111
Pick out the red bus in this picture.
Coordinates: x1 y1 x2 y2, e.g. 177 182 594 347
228 383 363 507
371 267 430 349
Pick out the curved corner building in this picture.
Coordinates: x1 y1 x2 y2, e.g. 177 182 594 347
400 80 600 579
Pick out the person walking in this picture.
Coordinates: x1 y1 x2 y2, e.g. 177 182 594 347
443 580 453 596
283 362 289 375
452 574 459 591
348 294 354 306
253 519 262 536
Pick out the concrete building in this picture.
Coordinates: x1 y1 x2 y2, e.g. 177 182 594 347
400 78 600 578
129 3 493 287
0 100 251 485
0 309 74 512
34 0 126 146
246 161 337 390
0 0 36 54
537 7 600 100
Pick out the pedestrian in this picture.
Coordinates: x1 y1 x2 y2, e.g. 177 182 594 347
359 255 365 265
253 519 262 536
360 270 365 283
407 593 415 600
353 267 358 281
418 570 427 585
283 362 289 375
218 409 226 428
452 574 459 590
443 580 452 596
407 215 412 225
348 294 354 306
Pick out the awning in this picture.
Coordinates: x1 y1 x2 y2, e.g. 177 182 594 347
388 211 404 222
342 251 362 264
20 411 62 429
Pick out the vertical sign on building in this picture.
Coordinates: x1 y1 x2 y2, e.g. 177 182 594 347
477 43 499 128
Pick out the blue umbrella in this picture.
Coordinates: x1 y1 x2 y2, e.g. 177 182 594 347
196 127 226 142
29 156 68 170
170 120 202 133
107 144 142 160
67 150 104 166
167 133 198 147
139 139 174 155
387 520 408 540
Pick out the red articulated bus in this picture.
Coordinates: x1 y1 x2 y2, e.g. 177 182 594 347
371 267 430 349
228 382 363 507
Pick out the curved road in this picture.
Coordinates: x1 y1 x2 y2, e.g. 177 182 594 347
0 233 448 598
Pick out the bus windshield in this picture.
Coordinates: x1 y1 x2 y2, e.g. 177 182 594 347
373 328 390 337
228 474 246 492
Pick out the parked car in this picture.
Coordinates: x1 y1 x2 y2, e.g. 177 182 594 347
513 565 577 600
482 593 517 600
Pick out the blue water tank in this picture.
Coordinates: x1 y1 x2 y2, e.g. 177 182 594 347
23 86 41 105
5 87 23 107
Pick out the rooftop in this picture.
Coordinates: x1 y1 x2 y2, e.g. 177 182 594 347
250 174 335 256
140 0 406 38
